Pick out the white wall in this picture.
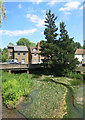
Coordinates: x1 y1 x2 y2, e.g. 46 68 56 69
75 54 85 63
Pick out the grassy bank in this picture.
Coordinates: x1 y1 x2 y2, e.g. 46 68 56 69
2 71 33 109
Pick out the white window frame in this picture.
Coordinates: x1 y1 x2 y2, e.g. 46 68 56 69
22 59 25 64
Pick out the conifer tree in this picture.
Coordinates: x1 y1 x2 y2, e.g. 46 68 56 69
40 9 58 68
58 22 78 73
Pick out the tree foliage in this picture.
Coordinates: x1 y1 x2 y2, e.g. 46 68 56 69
83 40 85 49
58 22 78 74
16 38 36 49
0 0 6 27
40 9 58 68
1 47 8 62
72 41 83 50
40 10 78 75
9 42 14 45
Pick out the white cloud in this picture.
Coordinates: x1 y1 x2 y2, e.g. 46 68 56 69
41 10 46 13
18 4 22 9
59 1 81 11
26 14 45 27
79 4 85 10
37 0 43 4
0 29 37 36
64 12 71 14
41 31 44 35
47 0 56 6
33 0 43 5
79 6 83 10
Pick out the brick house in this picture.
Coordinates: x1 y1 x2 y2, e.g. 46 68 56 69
29 42 44 64
8 45 28 64
75 49 85 64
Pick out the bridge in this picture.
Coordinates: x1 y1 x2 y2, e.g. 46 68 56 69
0 63 42 73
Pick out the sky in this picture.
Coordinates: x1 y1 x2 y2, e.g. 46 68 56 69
0 1 84 49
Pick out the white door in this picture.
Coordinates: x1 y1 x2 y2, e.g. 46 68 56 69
22 59 25 64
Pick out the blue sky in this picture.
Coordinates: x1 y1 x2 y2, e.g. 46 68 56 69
0 1 84 49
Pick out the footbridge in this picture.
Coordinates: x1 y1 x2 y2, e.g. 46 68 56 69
0 63 42 73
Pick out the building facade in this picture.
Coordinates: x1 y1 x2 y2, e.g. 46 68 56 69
75 49 85 64
8 43 44 65
8 45 29 64
29 43 44 64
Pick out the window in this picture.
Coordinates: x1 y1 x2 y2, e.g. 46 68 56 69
22 59 25 64
32 48 36 51
17 51 20 56
9 52 12 56
23 52 25 56
34 59 37 63
15 58 18 62
34 53 37 57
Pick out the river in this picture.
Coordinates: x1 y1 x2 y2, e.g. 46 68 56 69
2 79 83 119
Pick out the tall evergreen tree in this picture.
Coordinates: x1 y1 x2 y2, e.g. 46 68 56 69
58 22 78 73
40 9 58 68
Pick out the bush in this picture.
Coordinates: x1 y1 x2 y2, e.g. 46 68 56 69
70 79 83 86
65 71 83 80
2 71 33 108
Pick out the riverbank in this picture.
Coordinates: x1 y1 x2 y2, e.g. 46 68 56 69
2 73 83 119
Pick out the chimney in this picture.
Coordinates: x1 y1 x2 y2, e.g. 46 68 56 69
37 42 40 50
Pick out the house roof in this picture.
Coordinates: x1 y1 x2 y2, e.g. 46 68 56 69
8 45 28 51
75 49 85 55
29 46 41 53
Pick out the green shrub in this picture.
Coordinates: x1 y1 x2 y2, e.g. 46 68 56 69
65 71 83 80
70 79 83 86
2 71 33 107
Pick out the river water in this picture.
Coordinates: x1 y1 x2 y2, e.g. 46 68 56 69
2 81 84 119
2 103 26 119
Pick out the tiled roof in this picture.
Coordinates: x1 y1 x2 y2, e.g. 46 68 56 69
75 49 85 55
8 45 28 51
29 46 41 53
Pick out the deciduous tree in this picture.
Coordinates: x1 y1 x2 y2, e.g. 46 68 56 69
16 38 36 49
0 0 6 27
